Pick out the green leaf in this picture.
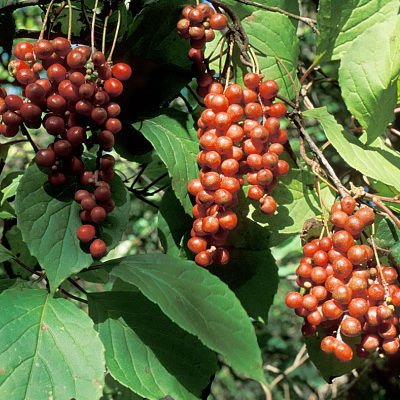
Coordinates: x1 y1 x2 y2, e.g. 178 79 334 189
102 374 143 400
15 163 129 292
78 269 110 284
375 217 400 249
5 225 37 278
390 241 400 267
0 243 12 263
305 333 363 382
104 254 265 383
317 0 399 62
89 291 217 399
223 0 299 21
157 188 191 257
303 107 400 191
338 15 400 141
133 110 198 214
237 10 300 100
118 0 192 115
211 248 278 323
231 170 334 248
0 172 22 205
0 288 105 399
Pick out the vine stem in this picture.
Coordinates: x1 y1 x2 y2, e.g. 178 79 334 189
60 288 88 304
20 124 38 153
91 0 99 53
231 0 320 34
107 10 121 62
66 0 72 41
223 39 235 90
370 235 390 298
371 197 400 229
291 115 348 198
39 0 56 40
101 14 110 54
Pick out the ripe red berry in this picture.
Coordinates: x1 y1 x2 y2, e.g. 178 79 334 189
90 239 107 258
112 63 132 81
76 224 96 243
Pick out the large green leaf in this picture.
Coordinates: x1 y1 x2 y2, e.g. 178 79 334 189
0 243 12 263
0 288 105 399
89 291 217 399
104 254 265 383
223 0 299 20
230 170 334 248
317 0 399 62
338 15 400 141
305 333 363 382
5 225 37 278
375 217 400 249
303 107 400 191
237 10 300 100
157 188 191 257
211 248 278 323
0 171 22 205
15 163 129 292
133 110 198 214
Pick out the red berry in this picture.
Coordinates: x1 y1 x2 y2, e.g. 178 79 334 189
76 224 96 243
90 239 107 258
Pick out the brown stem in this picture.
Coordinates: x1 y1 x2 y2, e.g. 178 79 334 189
60 288 88 304
231 0 319 34
291 115 348 197
21 124 38 153
371 198 400 229
209 0 252 64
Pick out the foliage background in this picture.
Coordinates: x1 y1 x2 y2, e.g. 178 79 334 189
0 0 400 399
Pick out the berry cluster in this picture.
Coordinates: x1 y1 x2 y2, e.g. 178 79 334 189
179 4 290 267
1 37 131 258
285 196 400 361
177 3 227 96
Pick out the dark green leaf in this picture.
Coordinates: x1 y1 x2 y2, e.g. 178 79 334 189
0 288 105 399
15 163 129 291
390 241 400 267
89 291 217 399
303 107 400 191
231 170 334 248
5 225 37 278
375 217 400 249
0 243 12 263
104 254 265 383
211 248 278 323
237 10 300 100
133 109 198 214
157 188 191 257
305 333 363 382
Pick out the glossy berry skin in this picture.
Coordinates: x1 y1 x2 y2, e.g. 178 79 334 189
104 78 123 97
89 239 107 258
13 41 34 60
76 225 96 243
333 341 353 362
112 63 132 81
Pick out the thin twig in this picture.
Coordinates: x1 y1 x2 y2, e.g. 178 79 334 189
20 124 38 153
126 186 159 208
60 288 88 304
138 172 168 193
107 10 121 61
291 116 348 197
371 198 400 229
130 164 148 188
102 14 110 54
232 0 319 34
66 0 72 41
142 183 171 196
39 0 56 40
67 277 88 295
91 0 99 53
